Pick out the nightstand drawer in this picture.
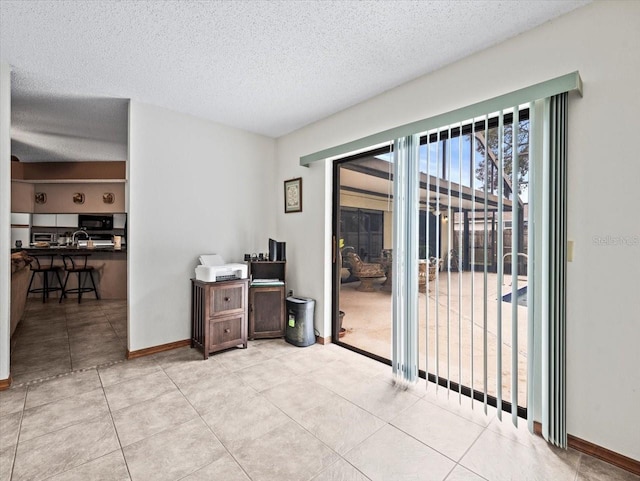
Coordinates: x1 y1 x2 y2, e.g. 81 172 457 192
209 315 244 349
211 284 245 316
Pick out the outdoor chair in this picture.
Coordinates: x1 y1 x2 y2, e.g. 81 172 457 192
343 251 385 292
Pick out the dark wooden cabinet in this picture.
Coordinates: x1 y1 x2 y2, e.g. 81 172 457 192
249 287 285 338
248 261 286 339
191 278 248 359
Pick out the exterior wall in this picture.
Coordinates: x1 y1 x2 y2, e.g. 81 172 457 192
275 1 640 460
340 190 393 249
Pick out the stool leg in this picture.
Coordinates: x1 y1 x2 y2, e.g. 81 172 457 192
55 270 64 301
78 272 83 304
89 271 100 300
42 271 48 303
59 272 70 303
27 271 36 300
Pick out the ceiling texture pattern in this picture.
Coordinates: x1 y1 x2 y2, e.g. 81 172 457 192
0 0 590 161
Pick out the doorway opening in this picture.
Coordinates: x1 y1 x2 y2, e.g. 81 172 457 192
9 96 129 385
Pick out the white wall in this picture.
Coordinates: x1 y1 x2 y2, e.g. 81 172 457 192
128 101 276 352
276 1 640 460
0 63 11 381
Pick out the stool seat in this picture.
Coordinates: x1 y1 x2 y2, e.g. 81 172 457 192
59 254 100 304
27 254 64 303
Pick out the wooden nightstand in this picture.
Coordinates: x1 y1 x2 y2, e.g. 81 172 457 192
191 278 248 359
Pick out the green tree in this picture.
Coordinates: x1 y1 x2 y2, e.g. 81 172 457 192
475 119 529 197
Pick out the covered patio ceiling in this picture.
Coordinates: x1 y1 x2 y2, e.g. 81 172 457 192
340 156 515 213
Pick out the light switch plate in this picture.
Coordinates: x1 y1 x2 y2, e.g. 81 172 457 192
567 240 574 262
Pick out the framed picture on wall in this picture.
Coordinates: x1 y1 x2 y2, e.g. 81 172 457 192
284 177 302 213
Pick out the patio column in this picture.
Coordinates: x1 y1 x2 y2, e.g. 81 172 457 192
463 210 470 271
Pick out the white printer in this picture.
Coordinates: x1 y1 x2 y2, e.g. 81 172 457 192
195 254 248 282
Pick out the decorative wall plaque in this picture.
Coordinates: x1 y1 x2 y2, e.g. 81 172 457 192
284 177 302 213
73 192 85 204
103 192 115 204
35 192 47 204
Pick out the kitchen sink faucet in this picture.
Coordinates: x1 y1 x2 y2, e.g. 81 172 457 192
71 230 89 245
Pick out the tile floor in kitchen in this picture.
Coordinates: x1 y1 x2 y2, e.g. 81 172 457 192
9 299 127 385
1 327 638 479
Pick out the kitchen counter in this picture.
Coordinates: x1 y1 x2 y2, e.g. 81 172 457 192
12 246 127 254
13 247 127 300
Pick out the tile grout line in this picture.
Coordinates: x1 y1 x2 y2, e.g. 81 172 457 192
10 300 127 387
159 359 257 481
98 366 134 481
254 358 390 479
7 303 126 480
10 389 110 448
64 307 73 377
23 355 133 480
573 452 583 481
10 359 126 389
383 418 476 469
7 384 28 481
270 386 380 481
420 390 493 429
265 375 379 481
163 348 365 481
449 423 491 481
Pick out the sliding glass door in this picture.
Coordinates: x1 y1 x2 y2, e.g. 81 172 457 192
333 148 393 362
332 110 531 416
420 113 530 416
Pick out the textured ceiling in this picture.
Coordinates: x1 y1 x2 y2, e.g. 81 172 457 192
0 0 591 161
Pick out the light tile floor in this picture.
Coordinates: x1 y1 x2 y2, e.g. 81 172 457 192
1 339 637 481
339 272 529 406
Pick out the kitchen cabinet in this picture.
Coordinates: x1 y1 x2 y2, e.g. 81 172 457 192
32 214 57 227
10 214 31 248
191 278 248 359
56 214 78 228
113 213 126 229
11 227 30 248
248 261 286 339
10 213 31 226
32 214 78 228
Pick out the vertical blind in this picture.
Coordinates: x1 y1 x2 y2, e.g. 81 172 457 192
313 72 580 444
415 108 530 425
541 92 568 447
392 135 420 383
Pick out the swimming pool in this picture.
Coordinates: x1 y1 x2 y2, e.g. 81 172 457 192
502 286 528 306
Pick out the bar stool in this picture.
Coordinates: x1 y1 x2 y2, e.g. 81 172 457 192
59 253 100 304
26 254 64 303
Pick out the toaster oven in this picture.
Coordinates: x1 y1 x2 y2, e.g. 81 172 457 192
32 232 57 244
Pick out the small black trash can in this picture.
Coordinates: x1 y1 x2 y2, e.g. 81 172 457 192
285 296 316 347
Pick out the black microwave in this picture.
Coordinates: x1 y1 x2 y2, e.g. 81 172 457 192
78 214 113 231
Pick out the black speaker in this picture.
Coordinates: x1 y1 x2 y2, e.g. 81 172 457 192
277 242 286 261
269 239 286 261
269 239 277 261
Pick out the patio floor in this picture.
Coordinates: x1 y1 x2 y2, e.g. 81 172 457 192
339 271 528 408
